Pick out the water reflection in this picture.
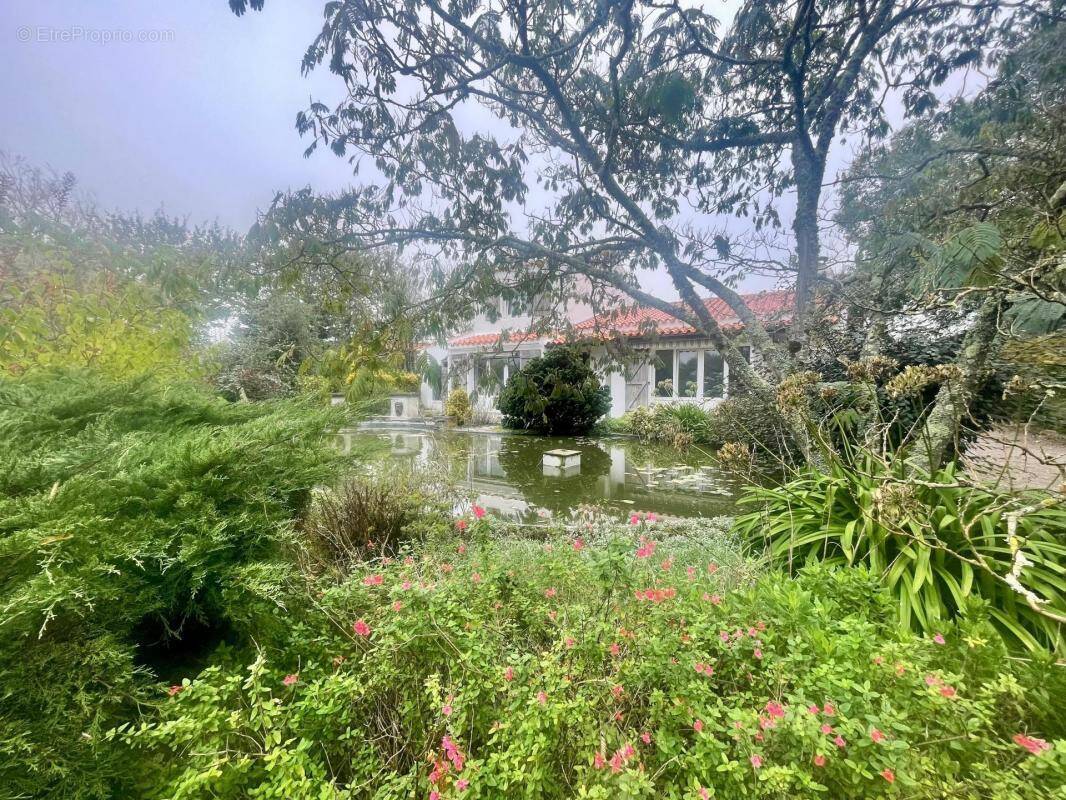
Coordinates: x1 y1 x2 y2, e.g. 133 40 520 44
338 427 738 521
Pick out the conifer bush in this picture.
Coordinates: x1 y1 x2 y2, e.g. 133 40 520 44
0 370 343 798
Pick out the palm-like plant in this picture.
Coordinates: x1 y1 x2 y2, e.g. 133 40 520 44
736 450 1066 652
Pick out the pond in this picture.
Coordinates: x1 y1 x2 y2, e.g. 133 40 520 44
337 426 740 521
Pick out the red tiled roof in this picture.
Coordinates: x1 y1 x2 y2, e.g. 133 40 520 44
570 290 794 338
448 331 545 348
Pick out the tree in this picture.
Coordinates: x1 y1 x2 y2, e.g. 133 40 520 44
231 0 1054 391
498 347 610 434
836 22 1066 467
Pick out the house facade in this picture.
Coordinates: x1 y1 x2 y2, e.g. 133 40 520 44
424 290 792 419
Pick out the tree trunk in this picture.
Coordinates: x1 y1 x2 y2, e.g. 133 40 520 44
921 293 1004 470
792 149 826 342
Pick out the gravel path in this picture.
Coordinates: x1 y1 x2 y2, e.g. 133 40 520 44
963 425 1066 492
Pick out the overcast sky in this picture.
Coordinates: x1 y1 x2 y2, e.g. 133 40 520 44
2 0 355 230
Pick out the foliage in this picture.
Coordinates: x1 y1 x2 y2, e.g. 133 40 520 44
0 152 242 382
618 396 795 464
498 347 610 435
445 387 473 426
117 523 1063 799
0 371 342 798
302 471 453 572
736 452 1066 653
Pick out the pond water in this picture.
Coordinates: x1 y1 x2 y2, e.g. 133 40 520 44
337 427 739 521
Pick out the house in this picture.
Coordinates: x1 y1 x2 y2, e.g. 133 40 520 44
424 290 793 419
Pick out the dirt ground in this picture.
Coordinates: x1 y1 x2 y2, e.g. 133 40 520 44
963 424 1066 493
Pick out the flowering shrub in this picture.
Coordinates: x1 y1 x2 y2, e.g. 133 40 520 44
116 520 1064 799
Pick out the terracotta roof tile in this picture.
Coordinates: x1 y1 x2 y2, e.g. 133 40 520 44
570 290 793 338
447 331 544 348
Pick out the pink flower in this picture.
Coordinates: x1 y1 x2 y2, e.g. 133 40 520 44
940 685 957 698
593 752 606 769
870 728 886 744
544 587 557 599
472 505 486 519
471 572 481 584
401 580 412 591
609 751 624 773
699 789 710 800
641 731 652 744
167 684 183 697
709 594 722 605
821 724 833 735
283 673 298 686
808 704 820 715
1014 733 1051 755
456 519 467 531
933 633 946 645
629 514 640 525
504 666 514 682
392 600 403 612
693 719 704 733
647 513 658 522
363 574 383 586
833 735 846 748
765 701 785 719
352 619 371 637
707 563 719 574
822 702 835 716
813 754 826 767
611 684 624 700
430 792 440 800
881 768 895 783
537 691 548 705
442 704 453 717
609 642 621 657
573 538 585 551
750 754 763 769
660 557 674 571
457 543 466 554
635 537 657 558
456 778 469 791
565 637 576 649
753 648 763 660
687 566 697 580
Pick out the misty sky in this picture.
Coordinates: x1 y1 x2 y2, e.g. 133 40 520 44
2 0 355 230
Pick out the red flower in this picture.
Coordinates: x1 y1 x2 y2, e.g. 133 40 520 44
504 666 514 682
472 505 485 519
167 684 183 697
1013 733 1051 755
870 728 886 744
456 519 467 531
881 768 895 783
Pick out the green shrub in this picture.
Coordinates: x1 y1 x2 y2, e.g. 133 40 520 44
303 471 453 571
445 386 473 426
0 370 343 798
115 521 1064 799
498 347 610 435
736 452 1066 653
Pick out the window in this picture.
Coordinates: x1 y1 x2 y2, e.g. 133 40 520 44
703 351 724 398
653 349 674 397
678 351 698 397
